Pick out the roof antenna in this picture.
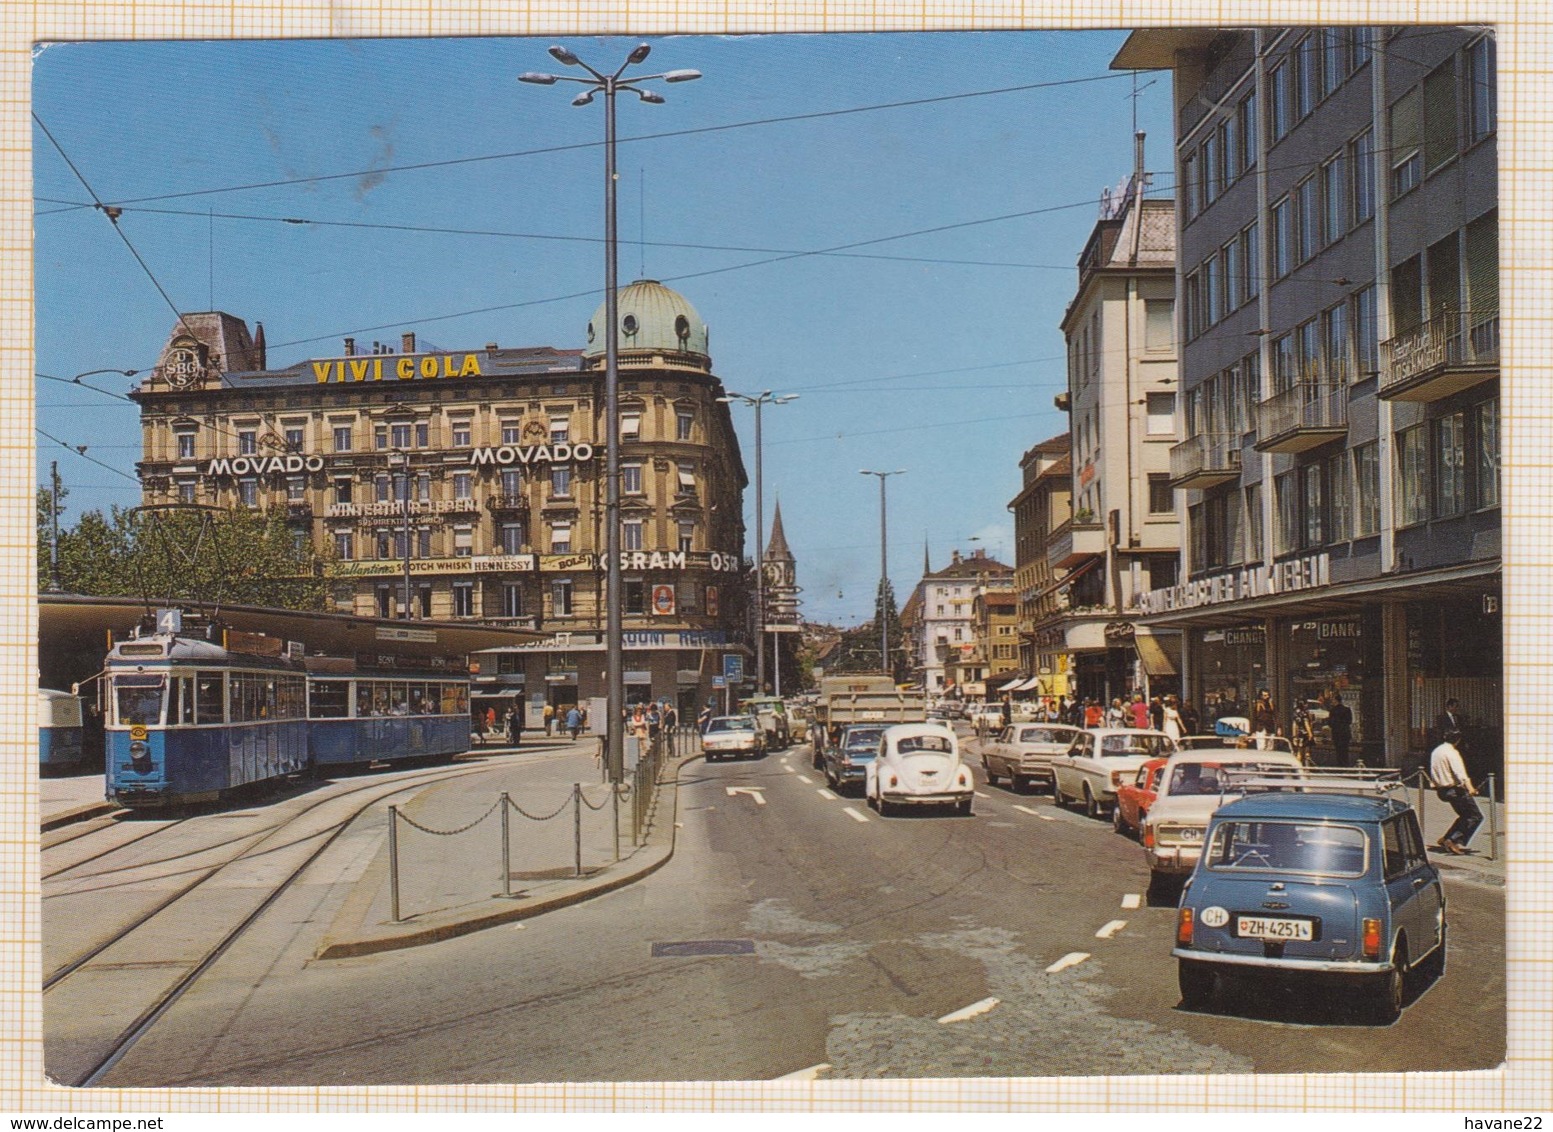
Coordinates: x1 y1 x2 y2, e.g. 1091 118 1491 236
639 167 647 280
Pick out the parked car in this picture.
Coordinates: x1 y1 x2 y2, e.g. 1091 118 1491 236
1140 748 1304 886
700 715 766 762
980 722 1082 792
1175 786 1446 1023
968 705 1006 731
865 723 976 816
822 723 889 791
1052 729 1177 819
1177 733 1296 754
1112 756 1169 839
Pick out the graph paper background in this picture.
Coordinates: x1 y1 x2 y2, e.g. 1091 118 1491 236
3 0 1548 1114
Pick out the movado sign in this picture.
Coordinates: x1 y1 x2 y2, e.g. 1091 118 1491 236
206 455 326 476
469 443 595 466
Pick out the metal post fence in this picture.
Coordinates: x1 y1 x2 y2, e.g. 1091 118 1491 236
500 791 513 898
388 804 401 923
1487 773 1498 862
573 783 583 877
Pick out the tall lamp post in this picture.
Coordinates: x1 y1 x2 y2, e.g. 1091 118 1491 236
718 390 797 695
860 469 907 680
521 44 700 783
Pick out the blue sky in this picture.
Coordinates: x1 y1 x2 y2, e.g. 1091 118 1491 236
33 32 1173 625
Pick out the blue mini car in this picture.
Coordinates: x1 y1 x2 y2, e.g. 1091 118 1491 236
1172 788 1446 1023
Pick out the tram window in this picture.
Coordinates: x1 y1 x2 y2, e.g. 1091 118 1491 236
196 674 224 722
114 675 164 726
166 676 181 725
373 682 392 717
311 680 350 719
407 682 427 713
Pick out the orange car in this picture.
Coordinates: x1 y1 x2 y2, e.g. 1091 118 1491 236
1112 756 1168 839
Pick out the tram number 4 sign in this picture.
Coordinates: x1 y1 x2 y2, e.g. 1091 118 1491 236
652 584 676 616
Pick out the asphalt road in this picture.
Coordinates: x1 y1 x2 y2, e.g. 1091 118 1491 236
90 740 1504 1085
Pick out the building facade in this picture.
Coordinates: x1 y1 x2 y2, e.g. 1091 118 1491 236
1007 434 1072 700
1115 27 1500 772
131 280 753 721
1047 156 1183 704
907 548 1014 698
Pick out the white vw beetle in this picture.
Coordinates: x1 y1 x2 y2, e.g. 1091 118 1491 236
865 723 976 817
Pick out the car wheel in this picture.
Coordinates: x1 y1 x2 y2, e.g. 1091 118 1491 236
1083 784 1101 820
1011 773 1028 793
981 758 997 785
1177 959 1217 1010
1370 948 1406 1024
1414 924 1447 987
1112 804 1128 836
957 798 973 816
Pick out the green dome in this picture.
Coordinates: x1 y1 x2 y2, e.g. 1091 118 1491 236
584 279 709 361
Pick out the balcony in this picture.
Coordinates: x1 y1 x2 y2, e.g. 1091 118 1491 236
1379 309 1499 402
1048 519 1107 570
1169 433 1242 489
1254 381 1347 454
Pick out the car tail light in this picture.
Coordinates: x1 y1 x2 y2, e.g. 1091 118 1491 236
1142 824 1154 849
1177 908 1194 946
1362 917 1383 960
888 775 898 788
1110 770 1126 789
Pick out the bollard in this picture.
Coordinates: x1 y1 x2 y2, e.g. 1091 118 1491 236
1487 773 1498 862
388 804 401 923
500 791 512 898
1415 768 1427 835
573 782 583 878
612 782 621 862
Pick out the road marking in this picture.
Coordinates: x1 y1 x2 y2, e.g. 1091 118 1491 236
817 788 838 800
1095 920 1128 939
776 1063 830 1081
796 774 814 784
975 791 989 799
937 997 1000 1024
725 787 767 806
1121 893 1141 909
784 766 797 774
843 807 869 823
1045 952 1090 974
1012 805 1043 817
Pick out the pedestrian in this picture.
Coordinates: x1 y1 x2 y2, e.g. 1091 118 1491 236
565 705 583 741
1001 694 1013 728
1290 700 1314 765
1326 693 1353 766
1250 688 1277 734
506 702 523 747
1435 698 1467 747
1129 694 1150 730
1084 698 1104 729
697 703 714 734
1161 695 1184 741
1149 695 1165 732
543 701 555 736
1067 697 1085 728
646 703 661 740
485 706 497 736
1429 728 1482 854
663 702 679 733
1180 699 1200 737
1105 697 1126 729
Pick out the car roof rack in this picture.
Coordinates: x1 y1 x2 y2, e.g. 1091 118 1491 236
1219 766 1406 796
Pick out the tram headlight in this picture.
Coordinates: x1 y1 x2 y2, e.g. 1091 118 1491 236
129 739 152 771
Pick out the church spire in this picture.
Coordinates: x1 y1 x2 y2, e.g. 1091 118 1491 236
764 499 793 561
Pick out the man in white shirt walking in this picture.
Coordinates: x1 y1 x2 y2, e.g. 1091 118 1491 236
1429 728 1482 854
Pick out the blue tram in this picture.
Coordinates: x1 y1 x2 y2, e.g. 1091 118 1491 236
305 658 470 769
39 688 85 772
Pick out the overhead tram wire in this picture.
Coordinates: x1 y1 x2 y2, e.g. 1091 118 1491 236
36 428 141 482
33 71 1136 216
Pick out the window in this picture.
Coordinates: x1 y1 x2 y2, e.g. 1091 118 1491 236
1350 128 1375 223
1146 392 1175 436
1275 472 1299 555
1270 197 1292 277
550 521 571 554
1328 451 1353 542
333 425 353 452
1203 254 1220 324
1148 474 1173 515
1323 301 1352 384
415 422 429 448
416 473 430 502
1269 60 1290 142
390 423 412 449
1389 87 1422 197
417 528 431 558
1396 426 1430 526
499 521 524 555
285 475 305 502
678 521 695 553
623 519 644 552
1241 221 1259 302
238 477 258 506
551 578 573 617
1422 57 1459 175
376 530 391 559
453 471 472 500
1466 35 1497 145
1434 411 1467 519
374 426 388 450
176 431 196 459
282 426 303 452
622 462 643 494
624 580 646 614
550 466 572 498
1145 299 1174 350
1354 441 1381 535
377 587 393 618
176 478 196 503
1475 399 1500 508
500 468 522 496
501 583 524 618
334 531 354 560
1321 154 1347 244
677 462 697 494
1221 237 1241 314
238 430 257 455
550 416 570 443
1272 333 1298 393
620 412 641 440
453 582 474 618
451 420 471 447
1353 285 1379 377
1466 210 1499 317
1296 177 1319 263
454 525 474 558
1222 115 1240 184
1203 129 1221 205
1301 462 1325 547
1244 483 1263 560
677 411 694 440
501 419 521 444
1293 35 1317 119
1238 90 1257 172
1351 26 1374 70
1391 255 1424 336
1321 28 1346 96
1181 150 1198 221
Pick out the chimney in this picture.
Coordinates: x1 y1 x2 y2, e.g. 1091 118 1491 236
344 337 356 357
402 332 417 354
973 548 986 560
952 550 962 565
253 321 267 370
485 341 499 351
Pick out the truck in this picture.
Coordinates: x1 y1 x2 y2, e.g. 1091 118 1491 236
812 675 927 769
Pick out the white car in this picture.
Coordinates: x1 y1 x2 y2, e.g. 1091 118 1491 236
1140 746 1303 884
968 705 1006 731
701 715 766 762
865 723 976 817
1051 728 1177 819
979 722 1082 792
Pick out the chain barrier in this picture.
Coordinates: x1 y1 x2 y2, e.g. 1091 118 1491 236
506 792 577 823
394 796 503 837
577 783 614 812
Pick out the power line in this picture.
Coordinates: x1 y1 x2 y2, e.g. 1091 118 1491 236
768 409 1051 446
36 428 140 482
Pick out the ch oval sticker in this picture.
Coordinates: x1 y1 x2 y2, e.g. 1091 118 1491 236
1200 906 1230 929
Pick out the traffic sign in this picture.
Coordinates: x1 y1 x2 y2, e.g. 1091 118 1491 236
722 653 744 683
712 676 726 689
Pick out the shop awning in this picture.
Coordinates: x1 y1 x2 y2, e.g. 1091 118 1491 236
1015 676 1045 691
1135 631 1181 678
994 673 1029 692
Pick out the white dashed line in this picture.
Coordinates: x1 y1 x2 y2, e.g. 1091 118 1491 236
784 765 797 774
974 791 990 799
776 1063 831 1081
1012 805 1042 817
796 774 814 785
937 997 1000 1024
1095 920 1128 939
817 788 838 800
1121 893 1142 909
843 808 870 823
1045 952 1090 974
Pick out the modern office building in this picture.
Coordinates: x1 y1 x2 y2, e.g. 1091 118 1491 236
1115 27 1499 771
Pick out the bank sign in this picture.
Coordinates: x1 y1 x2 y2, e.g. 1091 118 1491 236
1138 553 1330 615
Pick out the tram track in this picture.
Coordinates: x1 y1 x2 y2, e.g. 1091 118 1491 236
43 757 513 1088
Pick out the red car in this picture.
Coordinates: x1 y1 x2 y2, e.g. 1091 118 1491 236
1112 756 1168 839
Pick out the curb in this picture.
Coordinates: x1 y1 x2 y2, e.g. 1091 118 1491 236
313 752 686 960
41 801 119 832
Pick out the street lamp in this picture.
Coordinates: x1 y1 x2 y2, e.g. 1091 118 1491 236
718 390 798 695
860 469 907 682
522 44 700 784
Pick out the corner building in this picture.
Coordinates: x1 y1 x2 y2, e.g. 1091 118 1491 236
1115 28 1500 774
131 280 751 721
